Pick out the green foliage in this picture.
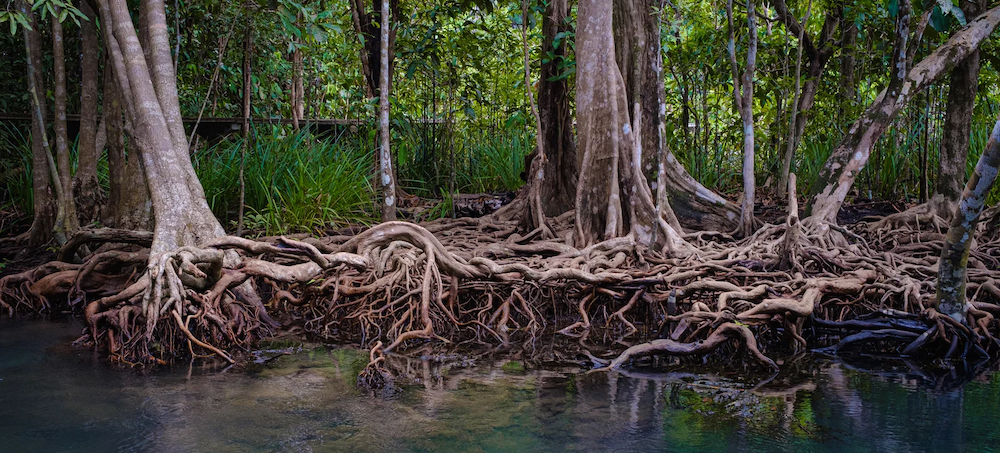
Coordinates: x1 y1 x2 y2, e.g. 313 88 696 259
194 129 376 236
0 123 33 219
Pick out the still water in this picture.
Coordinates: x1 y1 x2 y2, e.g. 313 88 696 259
2 319 999 453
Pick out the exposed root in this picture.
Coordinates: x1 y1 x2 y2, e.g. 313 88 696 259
7 198 1000 380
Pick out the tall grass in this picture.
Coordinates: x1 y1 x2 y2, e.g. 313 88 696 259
0 123 33 218
393 117 531 197
195 130 376 236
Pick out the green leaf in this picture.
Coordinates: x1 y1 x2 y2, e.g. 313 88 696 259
930 5 947 33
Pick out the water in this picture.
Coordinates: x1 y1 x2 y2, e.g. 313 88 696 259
2 319 999 453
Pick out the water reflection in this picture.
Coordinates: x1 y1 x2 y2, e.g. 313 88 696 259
2 319 999 452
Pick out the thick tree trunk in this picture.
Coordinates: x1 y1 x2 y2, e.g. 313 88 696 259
726 0 757 236
575 0 687 252
806 4 1000 226
612 0 730 232
612 0 682 233
52 10 81 237
20 0 56 247
103 63 152 231
75 0 103 224
105 0 224 253
378 0 396 221
936 118 1000 319
535 0 577 217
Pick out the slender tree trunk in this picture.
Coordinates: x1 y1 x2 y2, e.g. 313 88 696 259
839 10 857 120
806 4 1000 226
143 0 190 159
779 0 810 201
378 0 396 221
238 17 254 237
52 9 81 238
936 118 1000 319
291 13 304 130
773 0 840 195
932 0 985 218
19 0 55 246
727 0 757 236
75 0 103 224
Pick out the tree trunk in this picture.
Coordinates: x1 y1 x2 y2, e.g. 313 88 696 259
535 0 577 217
20 0 56 247
779 0 810 201
932 0 985 218
612 0 682 233
350 0 399 98
611 0 735 233
378 0 396 221
105 0 225 253
839 8 857 119
575 0 686 252
143 0 189 157
936 118 1000 319
52 9 81 238
727 0 757 236
806 4 1000 226
291 16 304 130
103 61 152 231
75 0 103 225
238 17 254 236
774 0 839 201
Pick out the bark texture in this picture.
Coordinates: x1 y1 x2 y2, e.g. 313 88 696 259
726 0 757 236
933 0 985 216
378 0 396 221
774 0 840 195
20 0 55 246
104 0 224 252
535 0 577 216
102 61 152 230
574 0 686 252
936 118 1000 319
52 10 81 237
75 0 103 225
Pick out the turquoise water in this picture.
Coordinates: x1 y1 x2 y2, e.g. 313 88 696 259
2 319 999 452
